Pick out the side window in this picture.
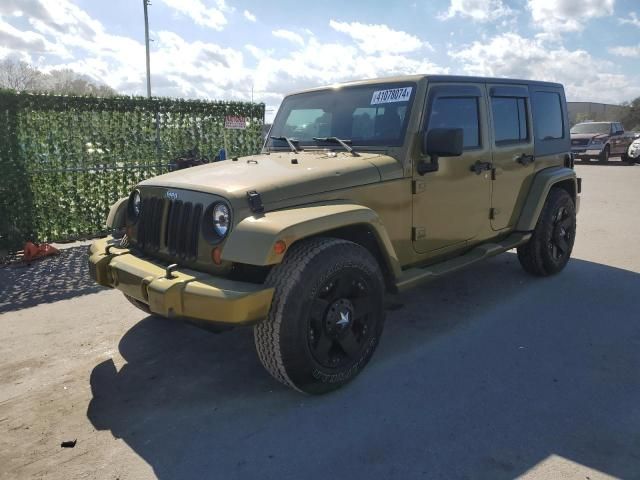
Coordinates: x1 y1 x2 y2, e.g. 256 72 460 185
428 97 480 149
532 92 564 140
491 97 528 144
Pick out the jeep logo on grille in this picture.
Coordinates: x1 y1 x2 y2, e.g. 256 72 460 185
166 191 178 200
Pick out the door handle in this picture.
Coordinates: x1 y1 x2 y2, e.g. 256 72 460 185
516 154 535 166
470 160 492 175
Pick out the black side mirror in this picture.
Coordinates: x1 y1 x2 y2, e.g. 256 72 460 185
417 128 464 175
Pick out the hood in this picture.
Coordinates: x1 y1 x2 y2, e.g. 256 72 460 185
570 133 608 140
140 151 386 204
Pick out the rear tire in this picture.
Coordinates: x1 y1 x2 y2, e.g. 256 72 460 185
254 238 385 394
517 188 576 277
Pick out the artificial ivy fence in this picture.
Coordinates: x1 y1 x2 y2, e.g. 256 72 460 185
0 91 265 252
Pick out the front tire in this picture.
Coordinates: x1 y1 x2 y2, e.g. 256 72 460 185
517 188 576 277
254 238 385 394
598 145 610 163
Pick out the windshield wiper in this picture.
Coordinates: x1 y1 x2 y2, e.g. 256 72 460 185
270 136 299 153
312 137 359 157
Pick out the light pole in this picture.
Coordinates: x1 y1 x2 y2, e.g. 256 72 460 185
143 0 152 98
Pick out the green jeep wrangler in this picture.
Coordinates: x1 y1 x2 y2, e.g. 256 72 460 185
89 75 580 394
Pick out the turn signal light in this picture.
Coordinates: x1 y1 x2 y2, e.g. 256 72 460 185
274 240 287 255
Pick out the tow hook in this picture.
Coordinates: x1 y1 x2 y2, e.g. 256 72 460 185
165 264 179 279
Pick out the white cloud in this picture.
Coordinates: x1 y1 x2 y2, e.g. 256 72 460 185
243 9 256 22
160 0 227 31
272 29 305 46
438 0 513 22
449 32 640 104
609 45 640 57
0 15 66 57
620 12 640 28
329 20 431 54
527 0 615 32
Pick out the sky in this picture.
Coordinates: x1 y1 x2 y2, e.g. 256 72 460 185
1 0 639 120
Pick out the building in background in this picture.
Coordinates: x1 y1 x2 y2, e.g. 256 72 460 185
567 102 630 127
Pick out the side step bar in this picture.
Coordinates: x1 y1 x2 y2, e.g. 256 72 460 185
394 232 531 292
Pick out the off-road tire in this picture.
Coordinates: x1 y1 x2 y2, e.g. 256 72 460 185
598 145 610 163
254 237 385 394
517 188 576 277
124 293 152 314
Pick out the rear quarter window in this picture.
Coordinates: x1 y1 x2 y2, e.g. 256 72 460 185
532 92 564 140
531 87 569 157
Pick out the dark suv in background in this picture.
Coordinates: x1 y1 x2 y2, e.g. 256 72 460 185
570 121 634 163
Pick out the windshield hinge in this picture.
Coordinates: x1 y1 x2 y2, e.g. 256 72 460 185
246 190 264 214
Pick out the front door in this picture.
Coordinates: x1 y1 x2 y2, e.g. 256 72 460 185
412 83 492 254
487 84 536 231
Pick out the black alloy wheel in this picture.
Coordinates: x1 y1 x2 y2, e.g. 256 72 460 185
308 270 376 369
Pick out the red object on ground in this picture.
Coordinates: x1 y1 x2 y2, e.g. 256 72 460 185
22 242 60 262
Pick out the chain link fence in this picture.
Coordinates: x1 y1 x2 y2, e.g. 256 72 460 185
0 91 265 252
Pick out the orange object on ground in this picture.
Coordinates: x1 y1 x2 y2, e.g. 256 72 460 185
22 242 60 262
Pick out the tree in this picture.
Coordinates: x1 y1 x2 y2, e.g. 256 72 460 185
0 59 42 91
43 69 117 96
621 97 640 131
0 58 117 96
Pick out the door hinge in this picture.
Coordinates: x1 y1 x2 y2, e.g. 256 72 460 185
491 168 496 180
489 208 495 220
412 227 426 241
412 180 426 194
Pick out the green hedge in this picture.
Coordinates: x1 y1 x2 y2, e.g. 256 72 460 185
0 92 265 251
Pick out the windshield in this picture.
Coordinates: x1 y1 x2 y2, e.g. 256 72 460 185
268 82 416 150
571 123 611 134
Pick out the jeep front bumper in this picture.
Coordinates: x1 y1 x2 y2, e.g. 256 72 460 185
88 237 274 325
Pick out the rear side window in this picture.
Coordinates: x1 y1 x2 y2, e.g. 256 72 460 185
532 92 564 140
491 97 528 143
428 97 480 149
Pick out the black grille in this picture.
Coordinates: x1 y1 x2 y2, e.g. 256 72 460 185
136 197 203 260
571 138 589 146
137 197 164 251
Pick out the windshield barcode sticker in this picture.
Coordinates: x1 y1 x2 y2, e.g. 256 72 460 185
370 87 412 105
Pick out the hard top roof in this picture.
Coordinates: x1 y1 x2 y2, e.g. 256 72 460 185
291 74 563 95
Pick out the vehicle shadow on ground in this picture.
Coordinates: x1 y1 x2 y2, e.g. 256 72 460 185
87 253 640 480
0 246 105 314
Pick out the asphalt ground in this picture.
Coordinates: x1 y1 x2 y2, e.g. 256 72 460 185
1 160 639 480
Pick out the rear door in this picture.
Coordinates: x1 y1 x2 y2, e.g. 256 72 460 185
487 84 535 231
610 122 625 155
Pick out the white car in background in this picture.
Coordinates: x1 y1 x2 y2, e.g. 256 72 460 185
628 138 640 163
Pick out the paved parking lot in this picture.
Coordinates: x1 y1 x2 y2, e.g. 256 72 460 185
1 161 639 480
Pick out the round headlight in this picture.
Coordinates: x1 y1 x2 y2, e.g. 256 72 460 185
130 190 141 219
212 202 230 237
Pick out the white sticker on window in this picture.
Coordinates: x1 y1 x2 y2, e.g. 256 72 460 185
370 87 412 105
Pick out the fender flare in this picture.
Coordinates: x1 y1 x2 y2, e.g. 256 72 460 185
222 203 401 277
106 197 128 230
516 167 577 231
